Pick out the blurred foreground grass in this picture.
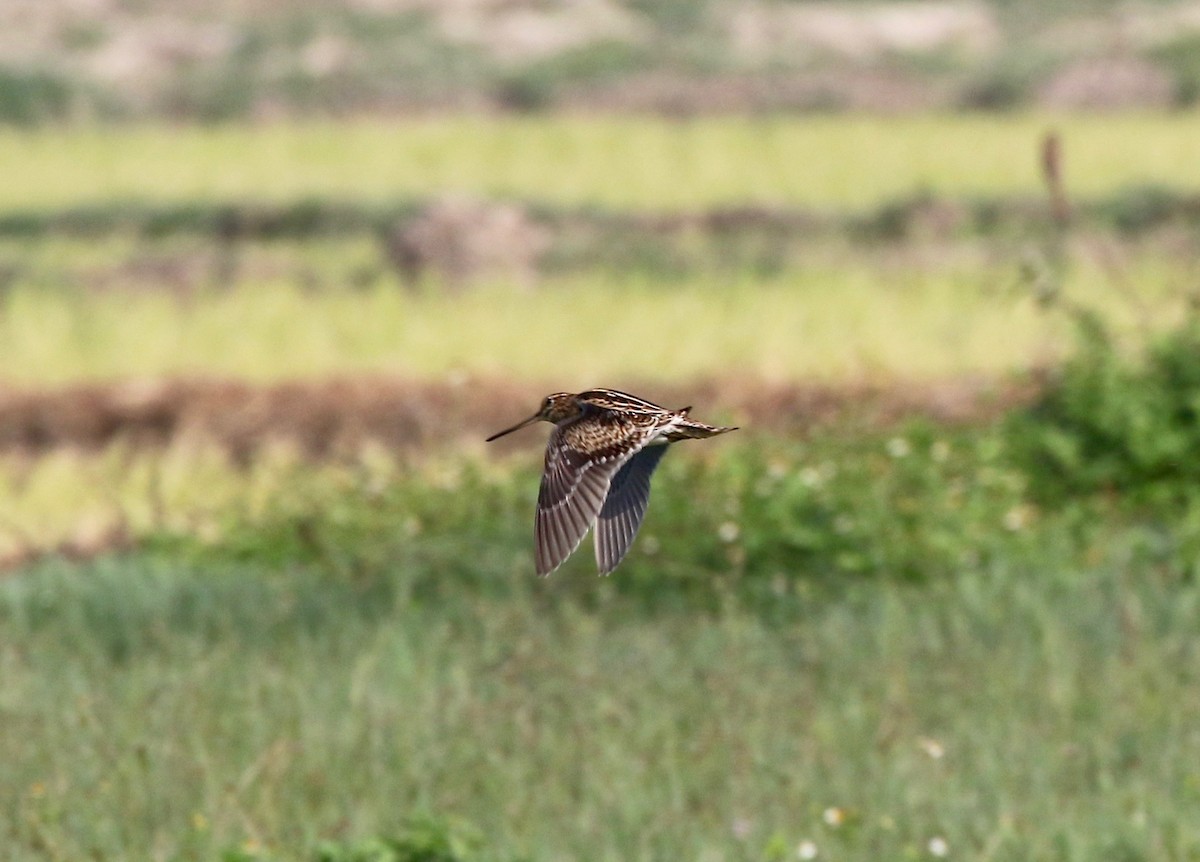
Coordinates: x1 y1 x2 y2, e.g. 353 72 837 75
3 503 1199 860
0 238 1192 384
3 114 1200 213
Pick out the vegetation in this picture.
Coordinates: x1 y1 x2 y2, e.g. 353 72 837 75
4 433 1200 859
7 303 1200 859
2 0 1200 122
5 105 1200 861
1009 304 1200 499
0 235 1194 385
5 183 1200 244
4 116 1200 213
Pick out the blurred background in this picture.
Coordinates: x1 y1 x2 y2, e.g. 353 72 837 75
4 1 1200 860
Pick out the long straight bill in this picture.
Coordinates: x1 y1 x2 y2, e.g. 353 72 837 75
485 413 540 442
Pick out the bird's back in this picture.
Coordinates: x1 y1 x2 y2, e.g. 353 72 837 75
576 388 671 417
574 388 736 444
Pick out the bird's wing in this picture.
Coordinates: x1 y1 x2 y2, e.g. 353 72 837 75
535 414 656 576
594 443 669 575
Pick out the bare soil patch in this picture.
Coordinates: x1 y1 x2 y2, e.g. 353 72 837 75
0 373 1035 463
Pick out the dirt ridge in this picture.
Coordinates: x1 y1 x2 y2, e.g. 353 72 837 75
0 374 1036 462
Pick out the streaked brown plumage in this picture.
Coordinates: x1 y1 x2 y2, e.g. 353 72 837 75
486 388 737 576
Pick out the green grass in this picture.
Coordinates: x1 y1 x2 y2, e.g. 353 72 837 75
7 107 1200 862
0 238 1192 385
3 537 1199 861
2 426 1025 589
4 115 1200 212
6 354 1200 859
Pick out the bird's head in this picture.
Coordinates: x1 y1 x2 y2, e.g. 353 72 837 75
485 393 580 441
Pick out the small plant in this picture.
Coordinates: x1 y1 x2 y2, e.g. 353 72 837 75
1006 125 1200 510
0 67 75 125
315 816 487 862
1148 34 1200 105
1007 304 1200 504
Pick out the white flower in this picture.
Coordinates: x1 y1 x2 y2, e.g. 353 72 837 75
718 521 740 543
886 437 911 458
822 807 845 827
928 836 949 857
1003 505 1030 531
799 466 823 488
641 535 660 556
797 839 819 859
918 737 945 759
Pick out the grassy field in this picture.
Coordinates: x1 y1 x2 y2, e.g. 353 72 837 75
5 110 1200 862
0 238 1193 385
5 389 1200 859
4 114 1200 213
4 520 1199 861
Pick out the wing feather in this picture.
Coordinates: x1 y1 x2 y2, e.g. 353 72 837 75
533 414 656 576
594 444 669 575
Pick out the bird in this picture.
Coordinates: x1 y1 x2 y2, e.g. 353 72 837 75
485 388 737 576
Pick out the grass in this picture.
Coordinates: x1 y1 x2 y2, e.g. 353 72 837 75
3 426 1025 589
6 326 1200 859
0 238 1193 385
4 115 1200 213
3 534 1199 861
6 107 1200 861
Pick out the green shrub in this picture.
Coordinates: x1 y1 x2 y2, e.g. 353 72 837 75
957 56 1040 110
1100 185 1189 234
1148 35 1200 105
495 41 652 111
0 67 75 125
314 816 492 862
152 425 1033 613
1007 307 1200 503
213 816 505 862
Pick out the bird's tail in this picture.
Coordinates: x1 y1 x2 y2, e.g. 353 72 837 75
667 416 738 440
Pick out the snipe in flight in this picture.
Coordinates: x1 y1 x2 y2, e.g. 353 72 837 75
486 388 737 576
